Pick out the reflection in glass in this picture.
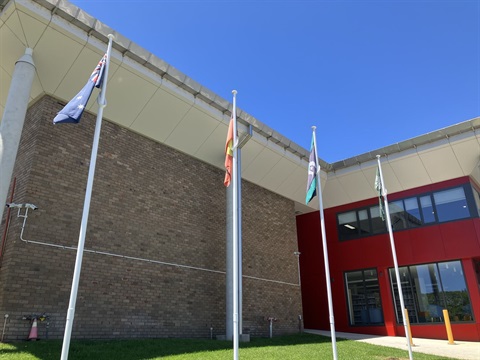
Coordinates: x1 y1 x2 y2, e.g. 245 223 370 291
338 211 358 239
433 188 469 222
420 195 436 223
346 269 383 326
390 261 473 324
438 261 472 322
390 200 406 231
370 206 386 234
358 209 370 236
404 197 421 228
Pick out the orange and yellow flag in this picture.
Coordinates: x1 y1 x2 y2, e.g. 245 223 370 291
224 118 234 187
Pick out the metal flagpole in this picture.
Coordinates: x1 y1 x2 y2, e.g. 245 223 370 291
376 155 414 360
60 34 115 360
237 149 243 337
231 90 239 360
312 126 338 360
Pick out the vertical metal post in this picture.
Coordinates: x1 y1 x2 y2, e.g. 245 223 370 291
0 48 35 226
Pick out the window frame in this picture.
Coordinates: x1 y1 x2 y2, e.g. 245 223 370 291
389 260 474 325
344 268 384 326
337 183 477 241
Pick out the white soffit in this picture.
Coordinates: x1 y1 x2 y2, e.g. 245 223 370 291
322 176 351 208
164 105 220 156
130 88 193 143
385 150 431 191
261 156 302 193
417 140 464 183
102 66 158 128
242 146 282 184
450 133 480 175
194 121 229 169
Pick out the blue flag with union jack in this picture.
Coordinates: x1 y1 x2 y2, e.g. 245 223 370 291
53 54 107 124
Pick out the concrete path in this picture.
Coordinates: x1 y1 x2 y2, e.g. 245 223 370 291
305 329 480 360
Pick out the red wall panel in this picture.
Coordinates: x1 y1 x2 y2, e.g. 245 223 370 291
296 177 480 341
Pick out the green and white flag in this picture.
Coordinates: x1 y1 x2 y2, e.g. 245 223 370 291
375 167 385 221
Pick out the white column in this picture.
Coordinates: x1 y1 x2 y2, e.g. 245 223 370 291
0 48 36 225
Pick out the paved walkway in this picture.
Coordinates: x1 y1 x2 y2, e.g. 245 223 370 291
305 329 480 360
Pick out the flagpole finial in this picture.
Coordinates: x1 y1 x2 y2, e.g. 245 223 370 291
311 126 316 131
107 34 115 41
232 90 237 95
376 154 381 159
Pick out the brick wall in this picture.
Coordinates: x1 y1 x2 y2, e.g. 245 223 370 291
0 95 302 340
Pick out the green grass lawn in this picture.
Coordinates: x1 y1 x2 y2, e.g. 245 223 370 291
0 333 455 360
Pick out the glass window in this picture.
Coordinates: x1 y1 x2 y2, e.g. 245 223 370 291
370 206 387 234
420 195 436 224
389 267 415 324
390 261 473 325
472 186 480 217
438 261 473 322
410 264 443 323
433 187 470 222
358 209 371 235
404 197 422 228
346 269 383 326
338 211 358 240
390 200 407 231
336 185 478 241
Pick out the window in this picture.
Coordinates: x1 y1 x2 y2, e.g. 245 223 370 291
472 186 480 217
338 211 358 240
433 187 469 222
370 205 386 234
390 200 406 231
419 195 435 224
337 184 476 241
404 197 422 228
345 269 383 326
389 261 473 324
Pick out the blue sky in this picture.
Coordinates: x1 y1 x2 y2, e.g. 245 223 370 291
70 0 479 163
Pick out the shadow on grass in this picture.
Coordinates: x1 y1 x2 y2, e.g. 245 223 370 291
0 333 341 359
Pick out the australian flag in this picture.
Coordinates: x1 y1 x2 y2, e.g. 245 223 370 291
53 54 107 124
305 135 317 204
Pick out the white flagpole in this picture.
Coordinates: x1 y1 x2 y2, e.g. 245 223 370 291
312 126 338 360
60 34 115 360
232 90 239 360
376 155 414 360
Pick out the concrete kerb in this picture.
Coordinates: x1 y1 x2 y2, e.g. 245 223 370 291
305 329 480 360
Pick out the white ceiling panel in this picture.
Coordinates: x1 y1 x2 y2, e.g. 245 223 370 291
34 27 84 94
276 165 308 200
260 157 302 193
242 147 282 184
388 154 430 191
323 176 351 208
17 7 48 48
130 87 193 143
0 67 12 113
238 138 265 171
54 48 117 103
419 145 464 183
336 167 376 203
101 66 157 128
0 12 24 78
194 122 228 169
164 106 219 155
451 137 480 175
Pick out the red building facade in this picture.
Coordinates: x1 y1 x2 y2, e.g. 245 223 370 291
297 176 480 341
